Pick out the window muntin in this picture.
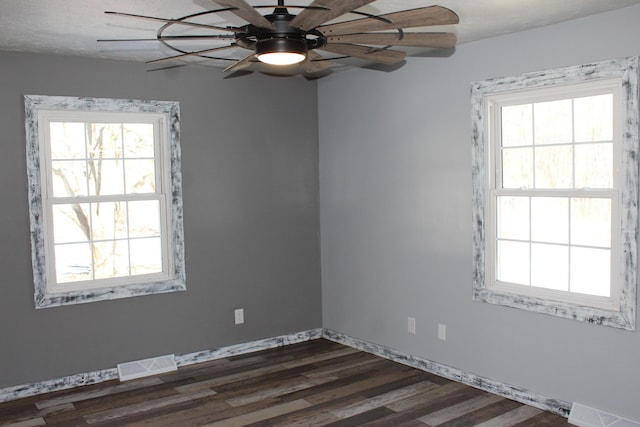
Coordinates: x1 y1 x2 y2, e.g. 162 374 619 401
471 57 638 330
25 96 186 308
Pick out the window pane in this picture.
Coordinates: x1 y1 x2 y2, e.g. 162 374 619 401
497 196 529 240
496 240 529 285
86 123 123 159
53 204 90 243
570 247 610 297
91 202 128 241
130 238 163 275
534 145 573 188
124 124 155 158
531 243 568 291
87 159 124 196
501 104 533 147
575 143 613 189
502 148 533 188
534 99 573 145
531 197 568 244
50 122 86 160
93 240 129 279
574 94 613 143
128 200 161 238
51 160 88 197
571 198 611 248
125 159 156 194
55 243 93 283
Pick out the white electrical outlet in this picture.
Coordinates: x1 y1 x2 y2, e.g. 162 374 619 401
438 323 446 341
408 317 416 334
234 308 244 325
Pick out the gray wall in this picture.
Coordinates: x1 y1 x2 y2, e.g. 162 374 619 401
0 52 322 388
319 4 640 421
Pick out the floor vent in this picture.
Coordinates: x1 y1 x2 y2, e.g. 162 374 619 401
117 354 177 381
569 402 640 427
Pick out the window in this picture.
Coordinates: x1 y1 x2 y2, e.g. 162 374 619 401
25 95 186 308
471 57 638 330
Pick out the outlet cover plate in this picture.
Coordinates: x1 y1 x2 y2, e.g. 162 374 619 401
235 308 244 325
438 323 447 340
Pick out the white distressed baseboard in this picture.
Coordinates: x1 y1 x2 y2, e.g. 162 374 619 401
175 328 323 367
0 369 119 404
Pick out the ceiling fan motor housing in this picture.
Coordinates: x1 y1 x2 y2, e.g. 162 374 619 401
241 8 327 56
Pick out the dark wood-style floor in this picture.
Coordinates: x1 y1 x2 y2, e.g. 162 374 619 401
0 339 571 426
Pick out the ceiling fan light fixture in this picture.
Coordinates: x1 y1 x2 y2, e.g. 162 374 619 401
256 38 307 65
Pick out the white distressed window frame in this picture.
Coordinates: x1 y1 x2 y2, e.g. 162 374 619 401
471 57 639 330
25 95 186 308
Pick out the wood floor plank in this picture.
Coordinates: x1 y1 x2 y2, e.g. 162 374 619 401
324 406 397 426
269 408 341 427
281 347 360 368
418 393 504 425
0 417 46 427
302 353 383 378
161 393 304 425
361 385 488 426
121 396 232 426
444 398 529 427
255 395 366 427
330 380 439 419
86 400 203 427
304 367 421 405
211 364 327 396
474 404 543 427
203 399 311 426
357 372 438 399
159 355 257 382
226 375 339 407
35 377 163 410
386 381 469 412
82 389 217 424
0 401 74 426
0 339 571 426
269 364 391 404
173 363 290 394
43 375 202 424
512 410 570 426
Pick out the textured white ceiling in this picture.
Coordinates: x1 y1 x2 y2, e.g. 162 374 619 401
1 0 639 70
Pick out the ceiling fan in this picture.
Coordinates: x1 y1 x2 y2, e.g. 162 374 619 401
100 0 459 77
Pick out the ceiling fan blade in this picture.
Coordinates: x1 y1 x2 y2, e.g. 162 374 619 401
320 43 406 65
301 50 335 73
213 0 275 29
99 38 165 42
99 35 235 42
224 70 255 79
289 0 376 32
105 11 236 33
317 6 459 35
147 64 190 72
147 45 235 64
327 32 456 49
224 52 257 72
